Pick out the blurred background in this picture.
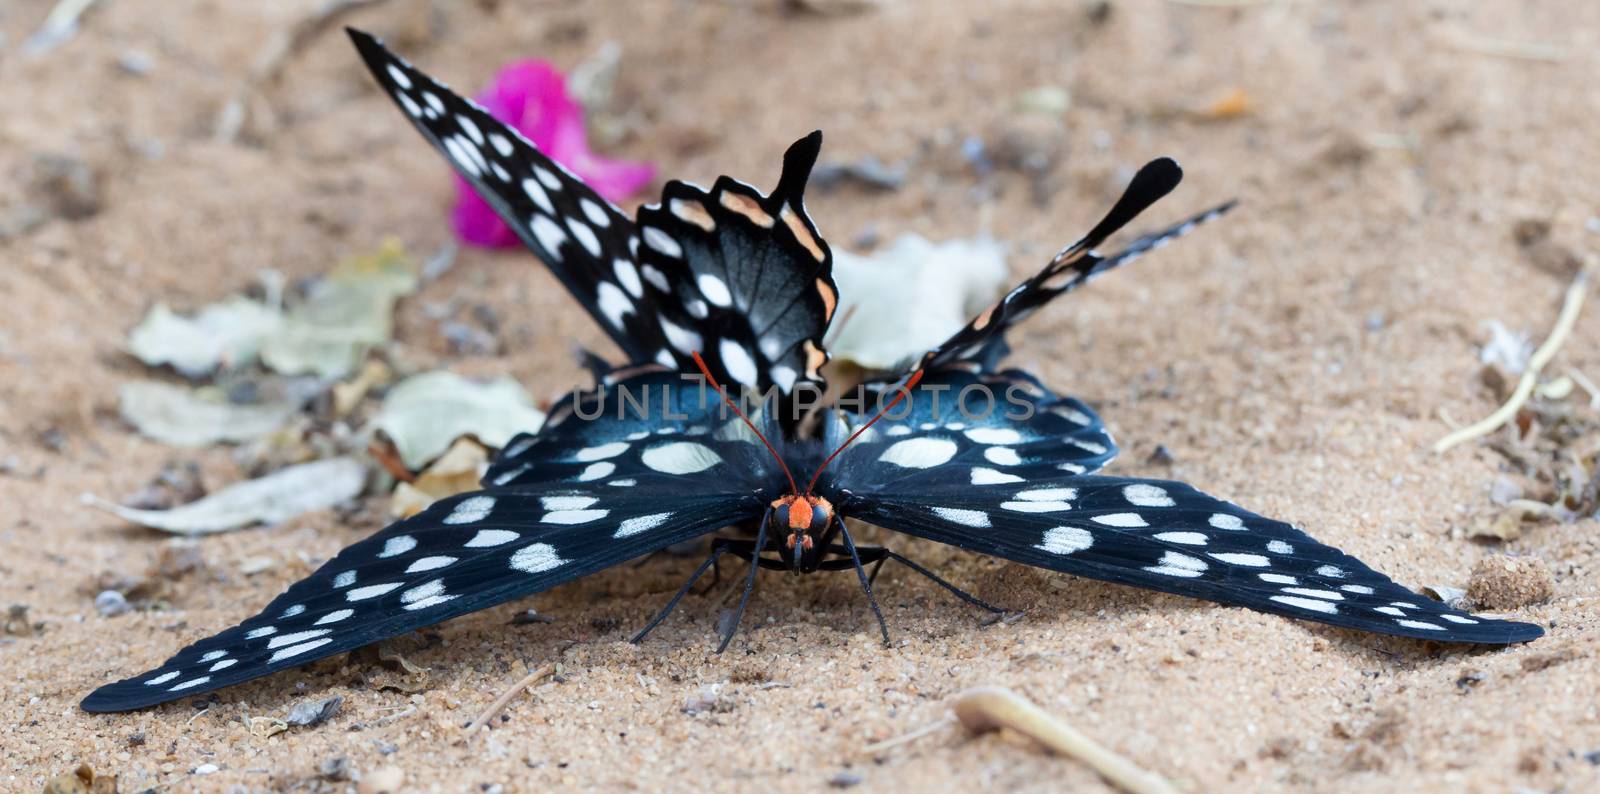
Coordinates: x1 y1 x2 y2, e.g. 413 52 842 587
2 1 1596 791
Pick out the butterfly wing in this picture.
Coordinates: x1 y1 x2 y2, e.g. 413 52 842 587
918 158 1234 372
350 30 835 397
633 133 837 396
348 29 657 363
823 375 1542 645
82 421 780 712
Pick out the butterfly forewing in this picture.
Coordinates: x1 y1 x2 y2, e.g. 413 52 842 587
349 29 669 365
82 440 777 712
826 389 1541 644
351 30 836 397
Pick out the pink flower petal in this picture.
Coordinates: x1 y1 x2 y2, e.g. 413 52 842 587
451 60 655 248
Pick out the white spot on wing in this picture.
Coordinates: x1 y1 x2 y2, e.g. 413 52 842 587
1270 595 1338 614
386 63 412 89
465 529 518 547
1154 531 1207 545
719 339 759 386
315 609 354 625
531 214 568 257
444 496 496 525
1036 526 1093 555
543 509 609 524
269 638 333 663
614 259 643 298
582 198 611 227
698 274 733 307
1091 512 1147 528
576 442 630 462
615 512 673 538
642 226 682 257
522 178 554 214
510 543 566 573
578 462 616 482
984 447 1022 466
964 427 1023 445
879 438 958 469
1208 514 1244 530
406 556 457 573
641 442 722 474
1146 551 1207 578
931 507 989 527
1123 483 1175 507
347 583 402 601
378 535 416 558
1213 553 1271 567
971 467 1023 485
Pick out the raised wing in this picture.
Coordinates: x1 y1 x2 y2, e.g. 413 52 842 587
823 389 1542 645
633 133 837 396
349 29 836 397
82 438 777 712
349 28 653 362
918 158 1235 372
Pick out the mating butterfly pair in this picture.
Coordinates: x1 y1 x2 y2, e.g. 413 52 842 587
81 28 1539 713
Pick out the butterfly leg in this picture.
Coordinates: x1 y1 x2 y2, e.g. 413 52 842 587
716 510 772 653
822 546 1006 615
836 523 891 646
632 540 738 644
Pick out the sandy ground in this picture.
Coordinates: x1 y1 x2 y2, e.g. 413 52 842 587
3 0 1598 791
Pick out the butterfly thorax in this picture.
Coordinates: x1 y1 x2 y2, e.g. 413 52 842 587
769 493 838 573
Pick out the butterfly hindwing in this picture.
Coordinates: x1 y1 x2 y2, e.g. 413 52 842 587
919 158 1235 372
634 133 837 397
82 439 778 712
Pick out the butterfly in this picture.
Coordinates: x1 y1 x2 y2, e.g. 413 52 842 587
79 29 1539 713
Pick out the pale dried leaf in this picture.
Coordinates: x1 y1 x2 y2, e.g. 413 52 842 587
119 380 299 447
830 234 1009 370
85 457 367 535
370 371 544 469
127 297 283 378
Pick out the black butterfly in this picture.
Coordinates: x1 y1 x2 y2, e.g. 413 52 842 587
79 30 1539 713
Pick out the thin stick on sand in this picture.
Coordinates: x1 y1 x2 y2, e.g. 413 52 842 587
459 663 555 741
952 687 1178 794
1433 267 1593 454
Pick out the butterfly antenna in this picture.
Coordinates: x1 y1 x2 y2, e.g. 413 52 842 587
804 369 925 495
692 352 799 494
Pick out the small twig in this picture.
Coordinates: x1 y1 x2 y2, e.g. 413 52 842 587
1434 268 1593 454
214 0 393 142
24 0 104 55
1566 366 1600 409
952 687 1178 794
459 663 555 740
861 715 957 755
1451 33 1571 62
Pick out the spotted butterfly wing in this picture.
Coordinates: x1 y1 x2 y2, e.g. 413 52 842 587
823 372 1541 644
80 378 783 712
917 158 1235 372
349 29 835 398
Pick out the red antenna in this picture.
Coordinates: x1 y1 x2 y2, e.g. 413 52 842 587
691 352 799 494
804 369 925 495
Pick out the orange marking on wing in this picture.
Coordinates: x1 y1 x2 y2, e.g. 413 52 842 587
815 278 837 322
780 204 825 262
719 191 775 228
670 198 716 232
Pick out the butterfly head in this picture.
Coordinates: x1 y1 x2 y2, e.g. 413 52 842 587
771 494 837 573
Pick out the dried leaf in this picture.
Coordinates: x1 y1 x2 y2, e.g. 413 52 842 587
260 242 418 379
368 641 432 693
127 297 283 378
118 380 300 447
389 438 489 518
248 715 289 739
85 457 368 535
285 695 343 727
830 235 1009 370
370 371 544 469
